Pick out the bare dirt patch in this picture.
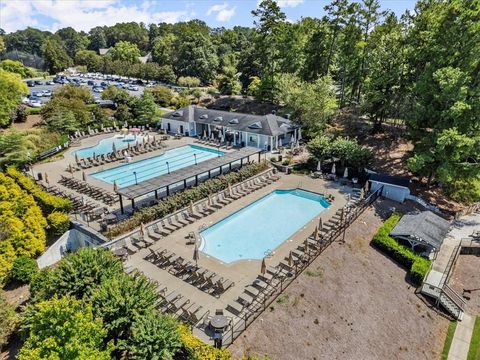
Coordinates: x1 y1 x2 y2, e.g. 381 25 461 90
229 207 449 360
448 255 480 315
10 114 42 131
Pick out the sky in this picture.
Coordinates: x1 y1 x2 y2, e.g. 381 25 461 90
0 0 418 34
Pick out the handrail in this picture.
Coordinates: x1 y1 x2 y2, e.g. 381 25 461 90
441 245 461 286
443 284 466 309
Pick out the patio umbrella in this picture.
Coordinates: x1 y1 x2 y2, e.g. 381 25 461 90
143 137 146 145
100 124 104 130
140 223 145 238
210 132 215 140
44 172 49 184
298 128 302 141
360 188 364 199
203 129 207 138
87 125 91 133
331 163 336 175
112 142 116 153
121 128 128 134
288 251 293 267
82 171 86 181
290 141 294 151
318 217 322 231
124 121 128 128
220 134 225 143
113 120 117 128
75 153 79 164
317 160 322 172
304 238 309 256
92 152 96 159
69 164 73 174
278 138 283 147
189 201 194 214
207 194 212 207
340 208 344 223
193 244 199 267
113 181 118 192
313 226 318 241
228 183 233 196
343 167 349 178
261 258 266 275
127 143 130 150
131 128 140 132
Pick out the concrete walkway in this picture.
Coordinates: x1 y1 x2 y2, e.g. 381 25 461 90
448 313 476 360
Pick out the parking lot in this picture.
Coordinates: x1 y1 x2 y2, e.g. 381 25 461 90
23 74 146 107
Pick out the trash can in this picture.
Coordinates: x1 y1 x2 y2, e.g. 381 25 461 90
278 155 283 162
37 172 43 181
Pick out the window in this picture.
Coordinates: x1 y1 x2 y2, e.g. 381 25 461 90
248 121 262 129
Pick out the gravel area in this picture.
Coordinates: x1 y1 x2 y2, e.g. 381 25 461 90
229 206 449 360
448 254 480 315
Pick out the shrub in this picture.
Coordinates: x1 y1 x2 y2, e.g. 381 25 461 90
371 212 431 285
270 157 277 162
282 159 291 166
47 212 70 235
0 292 19 350
19 296 113 360
6 166 72 214
106 162 269 238
178 324 231 360
9 256 38 284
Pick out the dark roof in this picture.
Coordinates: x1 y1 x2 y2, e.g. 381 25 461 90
161 105 297 137
117 147 261 199
369 173 410 188
389 211 451 250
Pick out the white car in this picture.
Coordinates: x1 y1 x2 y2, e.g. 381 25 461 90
30 101 43 108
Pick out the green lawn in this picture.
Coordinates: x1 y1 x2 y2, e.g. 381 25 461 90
441 321 457 360
467 316 480 360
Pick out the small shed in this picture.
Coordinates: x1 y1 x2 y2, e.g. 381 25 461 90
389 211 451 255
369 173 410 203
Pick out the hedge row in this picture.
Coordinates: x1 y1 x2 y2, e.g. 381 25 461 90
371 212 431 285
105 161 269 238
6 166 72 214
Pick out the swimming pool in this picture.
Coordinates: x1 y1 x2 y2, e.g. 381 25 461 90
200 189 330 263
91 145 224 188
75 134 144 158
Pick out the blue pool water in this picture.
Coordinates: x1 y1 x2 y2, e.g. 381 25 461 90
91 145 224 188
200 189 330 263
75 134 143 158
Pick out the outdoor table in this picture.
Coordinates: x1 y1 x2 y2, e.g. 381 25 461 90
210 315 229 331
104 213 117 224
112 248 128 258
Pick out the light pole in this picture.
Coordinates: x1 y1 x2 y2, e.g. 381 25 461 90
193 153 197 165
166 161 170 174
133 171 138 185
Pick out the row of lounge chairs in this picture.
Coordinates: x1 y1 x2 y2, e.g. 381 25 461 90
59 175 117 205
146 248 235 297
123 266 209 326
143 170 280 241
194 137 233 150
69 127 116 142
44 184 106 216
69 141 164 172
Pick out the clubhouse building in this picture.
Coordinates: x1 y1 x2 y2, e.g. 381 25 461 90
160 106 301 151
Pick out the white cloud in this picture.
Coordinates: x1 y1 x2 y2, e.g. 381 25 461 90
0 0 191 33
276 0 304 8
207 3 236 22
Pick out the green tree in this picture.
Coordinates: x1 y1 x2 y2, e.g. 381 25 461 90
30 247 123 302
43 36 72 74
87 26 107 51
148 86 173 106
56 27 89 58
9 255 38 284
19 296 112 360
75 50 103 72
5 27 51 55
108 41 141 64
0 130 38 166
0 69 29 126
246 76 261 96
307 135 333 161
43 110 79 134
135 92 160 125
217 66 241 95
152 33 175 66
54 84 93 103
276 73 337 135
177 76 201 89
0 59 34 78
127 313 181 359
90 273 159 347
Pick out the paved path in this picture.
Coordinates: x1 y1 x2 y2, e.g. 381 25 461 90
448 313 476 360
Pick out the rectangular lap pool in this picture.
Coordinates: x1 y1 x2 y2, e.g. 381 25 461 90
91 145 224 188
200 189 330 263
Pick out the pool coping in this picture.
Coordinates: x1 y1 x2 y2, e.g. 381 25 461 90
198 187 331 265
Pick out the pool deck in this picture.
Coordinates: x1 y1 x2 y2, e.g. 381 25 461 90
123 173 350 340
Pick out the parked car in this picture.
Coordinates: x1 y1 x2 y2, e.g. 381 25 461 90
92 86 103 93
87 80 95 86
46 80 55 85
34 80 43 85
26 80 35 87
128 85 139 91
42 90 52 97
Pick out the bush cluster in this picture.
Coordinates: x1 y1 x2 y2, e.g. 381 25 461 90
6 166 72 214
178 324 231 360
371 212 431 285
0 172 47 286
106 162 269 238
0 292 19 350
47 212 70 235
9 256 39 284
